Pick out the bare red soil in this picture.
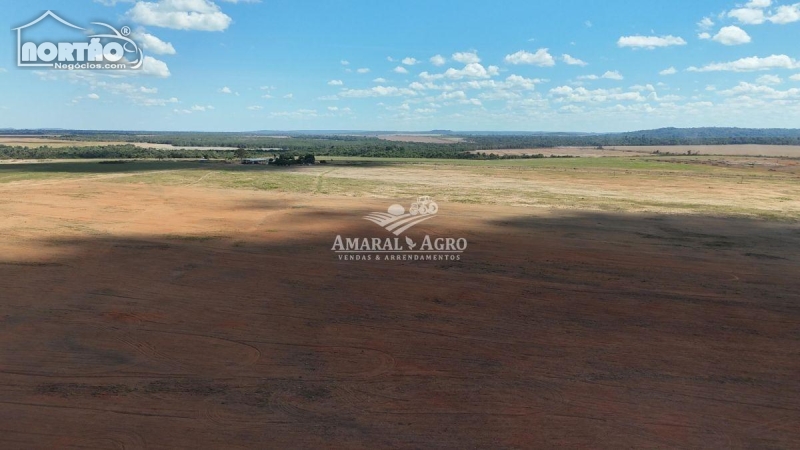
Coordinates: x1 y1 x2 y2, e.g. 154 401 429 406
1 180 799 448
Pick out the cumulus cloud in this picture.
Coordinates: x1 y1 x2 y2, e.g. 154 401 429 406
770 4 800 24
698 32 712 40
393 66 409 74
127 0 233 31
132 30 176 54
660 66 677 75
756 74 782 85
430 54 446 66
698 17 715 29
719 81 799 99
373 77 387 83
140 56 171 77
791 74 800 81
503 74 541 90
617 35 687 49
713 26 751 45
328 80 343 86
504 49 555 66
602 70 624 80
247 105 263 110
549 85 646 103
728 7 766 24
727 1 800 25
420 63 500 80
452 51 481 64
339 86 417 98
402 57 419 65
562 54 588 66
87 93 101 100
688 54 799 72
219 86 232 94
356 68 370 74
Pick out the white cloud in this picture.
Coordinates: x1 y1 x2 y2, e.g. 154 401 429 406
373 77 387 83
770 4 800 24
420 63 500 80
617 35 687 49
356 68 371 74
452 51 481 64
328 80 343 86
503 74 540 90
430 54 446 66
719 81 799 99
247 105 263 110
698 17 715 29
728 8 766 24
191 104 214 111
562 54 588 66
756 74 782 85
698 32 712 40
713 26 751 45
327 106 339 111
140 56 171 77
402 57 419 65
283 93 293 99
339 86 417 98
219 86 233 94
577 74 599 80
504 49 555 66
688 54 800 72
393 66 409 74
660 66 677 75
87 93 100 100
341 60 350 66
140 86 158 93
127 0 232 31
549 85 646 103
602 70 624 80
132 30 176 55
791 74 800 81
747 0 772 7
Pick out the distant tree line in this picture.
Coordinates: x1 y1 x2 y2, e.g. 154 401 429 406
4 126 800 161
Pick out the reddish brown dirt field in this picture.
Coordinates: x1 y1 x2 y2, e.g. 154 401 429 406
1 180 799 448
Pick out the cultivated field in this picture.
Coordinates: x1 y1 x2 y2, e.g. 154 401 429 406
482 145 800 158
0 136 237 151
1 156 799 448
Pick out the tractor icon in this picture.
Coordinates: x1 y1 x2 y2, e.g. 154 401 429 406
410 196 439 216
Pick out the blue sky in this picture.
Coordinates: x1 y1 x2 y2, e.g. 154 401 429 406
1 0 800 131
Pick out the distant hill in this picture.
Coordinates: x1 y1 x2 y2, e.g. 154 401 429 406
4 127 800 147
613 127 800 140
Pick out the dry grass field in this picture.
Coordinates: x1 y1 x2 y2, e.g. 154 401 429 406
0 156 799 448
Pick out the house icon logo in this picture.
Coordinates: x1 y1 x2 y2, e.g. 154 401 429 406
13 10 143 71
